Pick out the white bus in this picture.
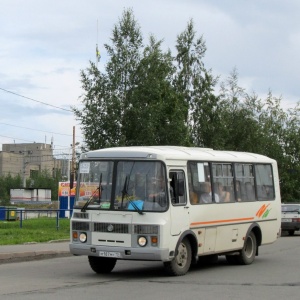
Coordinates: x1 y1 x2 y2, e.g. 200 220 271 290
69 146 281 276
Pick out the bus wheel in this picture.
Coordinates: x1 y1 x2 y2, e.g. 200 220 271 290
237 231 257 265
88 256 117 274
164 238 192 276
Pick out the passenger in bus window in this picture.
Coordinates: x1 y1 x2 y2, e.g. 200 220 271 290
200 182 219 203
261 185 273 199
189 190 198 204
215 182 230 202
148 176 167 206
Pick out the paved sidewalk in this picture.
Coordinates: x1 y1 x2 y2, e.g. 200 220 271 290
0 240 71 264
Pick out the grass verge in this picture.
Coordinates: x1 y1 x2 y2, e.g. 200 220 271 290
0 217 70 245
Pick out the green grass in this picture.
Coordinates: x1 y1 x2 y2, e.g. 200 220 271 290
0 217 70 245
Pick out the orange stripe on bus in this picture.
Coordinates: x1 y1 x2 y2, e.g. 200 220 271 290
256 204 270 218
190 217 255 226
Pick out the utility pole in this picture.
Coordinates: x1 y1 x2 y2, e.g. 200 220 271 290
67 126 76 219
23 158 27 188
22 147 27 188
71 126 76 187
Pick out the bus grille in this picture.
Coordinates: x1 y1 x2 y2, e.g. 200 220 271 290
134 225 159 234
93 222 129 233
72 221 90 231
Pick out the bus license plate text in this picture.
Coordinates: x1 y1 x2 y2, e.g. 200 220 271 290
99 251 121 258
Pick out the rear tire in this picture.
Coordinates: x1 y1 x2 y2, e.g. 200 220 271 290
88 256 117 274
164 238 192 276
226 232 257 265
237 231 257 265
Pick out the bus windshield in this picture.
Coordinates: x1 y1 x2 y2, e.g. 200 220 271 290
75 160 168 212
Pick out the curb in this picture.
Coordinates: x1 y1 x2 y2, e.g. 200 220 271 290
0 240 72 264
0 250 71 264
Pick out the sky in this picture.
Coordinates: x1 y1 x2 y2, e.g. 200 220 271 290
1 0 300 158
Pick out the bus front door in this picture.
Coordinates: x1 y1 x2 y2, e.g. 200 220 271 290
169 170 190 236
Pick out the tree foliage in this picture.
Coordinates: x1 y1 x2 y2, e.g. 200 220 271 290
27 169 62 200
73 8 300 202
0 174 22 205
0 170 62 205
218 69 300 202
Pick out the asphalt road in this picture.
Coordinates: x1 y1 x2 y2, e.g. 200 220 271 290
0 233 299 300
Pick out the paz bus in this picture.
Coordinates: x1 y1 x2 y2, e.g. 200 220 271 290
69 146 281 276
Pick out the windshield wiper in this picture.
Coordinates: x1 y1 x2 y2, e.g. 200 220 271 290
121 175 143 215
81 173 102 212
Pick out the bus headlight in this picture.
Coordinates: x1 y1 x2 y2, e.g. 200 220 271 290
138 236 147 247
79 232 87 243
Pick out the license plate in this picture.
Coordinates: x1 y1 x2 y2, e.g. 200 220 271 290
282 218 292 222
99 251 121 258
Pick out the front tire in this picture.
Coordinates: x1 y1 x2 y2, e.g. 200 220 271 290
164 238 192 276
88 256 117 274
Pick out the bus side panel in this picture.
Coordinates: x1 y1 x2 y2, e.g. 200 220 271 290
189 200 280 256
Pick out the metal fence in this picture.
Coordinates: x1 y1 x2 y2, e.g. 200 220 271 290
0 207 72 230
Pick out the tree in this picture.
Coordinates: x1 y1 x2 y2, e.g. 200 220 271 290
124 35 188 145
73 9 300 202
0 174 22 205
27 169 62 201
74 8 143 150
218 69 300 202
74 9 190 149
174 20 220 148
217 69 264 151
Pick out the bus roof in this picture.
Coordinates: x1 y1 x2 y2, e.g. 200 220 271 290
81 146 276 164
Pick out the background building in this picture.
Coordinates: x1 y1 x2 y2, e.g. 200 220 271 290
0 143 69 185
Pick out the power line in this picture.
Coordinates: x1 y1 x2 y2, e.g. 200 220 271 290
0 135 84 149
0 134 37 143
0 122 82 138
0 87 73 112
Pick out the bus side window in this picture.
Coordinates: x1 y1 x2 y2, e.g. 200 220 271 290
170 171 186 205
255 164 275 201
235 164 255 202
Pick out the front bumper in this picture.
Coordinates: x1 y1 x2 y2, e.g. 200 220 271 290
281 222 300 231
69 243 170 261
